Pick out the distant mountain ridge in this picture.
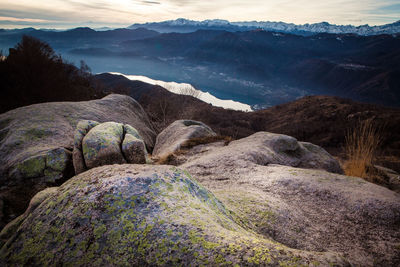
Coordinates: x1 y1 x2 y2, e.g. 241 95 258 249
118 29 400 107
129 18 400 36
1 23 399 108
0 27 160 54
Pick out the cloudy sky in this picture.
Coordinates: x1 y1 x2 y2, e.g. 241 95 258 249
0 0 399 29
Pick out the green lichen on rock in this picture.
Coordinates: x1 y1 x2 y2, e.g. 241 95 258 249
43 169 62 183
124 124 142 140
15 154 46 178
213 189 277 232
74 121 149 172
12 147 72 183
0 165 347 266
82 122 125 168
122 134 146 164
46 147 71 172
0 187 58 248
0 95 157 232
73 120 100 148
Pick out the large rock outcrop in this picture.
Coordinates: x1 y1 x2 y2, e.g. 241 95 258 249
0 165 347 266
177 131 343 174
178 131 400 266
0 94 156 228
152 120 216 159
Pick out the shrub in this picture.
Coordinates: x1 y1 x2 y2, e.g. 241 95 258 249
343 119 382 179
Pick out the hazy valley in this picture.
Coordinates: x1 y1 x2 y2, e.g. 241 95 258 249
1 20 400 108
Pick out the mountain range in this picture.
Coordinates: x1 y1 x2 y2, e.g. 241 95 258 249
129 18 400 36
99 29 400 107
1 21 399 108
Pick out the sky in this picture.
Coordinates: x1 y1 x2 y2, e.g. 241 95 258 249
0 0 399 29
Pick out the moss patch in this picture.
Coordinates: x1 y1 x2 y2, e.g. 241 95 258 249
214 189 277 232
16 155 46 178
82 122 124 162
46 148 71 172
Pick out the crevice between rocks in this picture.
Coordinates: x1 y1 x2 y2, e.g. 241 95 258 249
63 146 73 152
79 146 89 173
120 125 129 163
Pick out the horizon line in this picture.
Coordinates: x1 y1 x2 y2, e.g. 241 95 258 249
1 17 399 30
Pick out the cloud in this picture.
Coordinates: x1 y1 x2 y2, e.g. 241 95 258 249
0 16 49 23
141 1 161 5
0 0 399 29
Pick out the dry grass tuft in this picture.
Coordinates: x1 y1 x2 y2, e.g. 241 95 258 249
154 135 232 165
344 119 382 179
180 135 232 150
156 153 179 165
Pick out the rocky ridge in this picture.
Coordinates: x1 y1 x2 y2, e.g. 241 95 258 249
129 18 400 36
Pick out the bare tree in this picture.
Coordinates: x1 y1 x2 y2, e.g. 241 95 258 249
159 96 170 128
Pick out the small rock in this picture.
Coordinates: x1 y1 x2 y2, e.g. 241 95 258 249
124 124 142 140
72 148 86 174
82 122 126 169
122 134 146 164
73 121 149 172
267 134 299 153
375 165 400 193
73 120 100 149
153 120 217 158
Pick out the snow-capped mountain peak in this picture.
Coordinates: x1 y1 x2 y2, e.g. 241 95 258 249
129 18 400 36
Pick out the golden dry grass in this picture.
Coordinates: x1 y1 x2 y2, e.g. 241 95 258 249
155 135 232 165
156 153 178 165
180 135 232 150
344 119 382 179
